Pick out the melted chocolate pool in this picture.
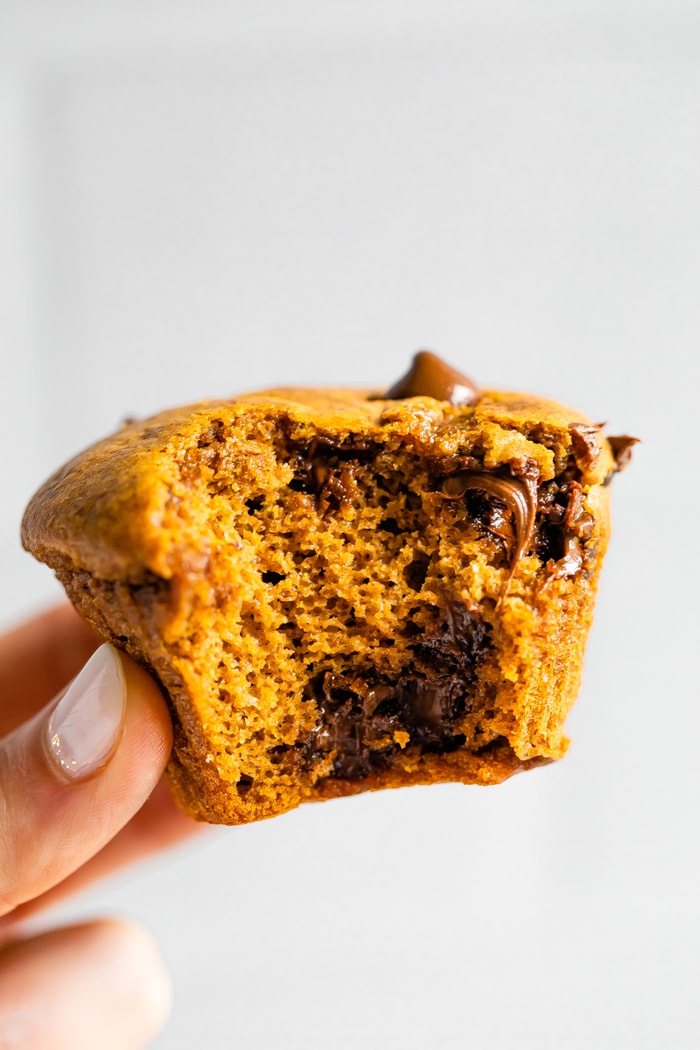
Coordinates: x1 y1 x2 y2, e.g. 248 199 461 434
304 602 491 780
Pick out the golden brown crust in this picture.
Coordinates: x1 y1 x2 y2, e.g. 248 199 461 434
23 383 617 824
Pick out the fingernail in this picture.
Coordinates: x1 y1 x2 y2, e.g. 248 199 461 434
46 644 127 781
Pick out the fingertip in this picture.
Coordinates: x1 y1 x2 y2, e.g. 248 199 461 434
43 645 173 786
0 648 174 913
96 918 174 1037
0 918 173 1050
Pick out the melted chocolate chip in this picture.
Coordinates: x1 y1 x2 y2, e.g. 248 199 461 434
568 422 602 471
440 471 538 574
608 434 639 473
547 534 584 579
411 601 491 678
538 479 593 577
288 436 377 509
304 602 491 780
383 351 480 407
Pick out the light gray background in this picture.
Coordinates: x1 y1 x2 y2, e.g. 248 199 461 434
1 2 698 1048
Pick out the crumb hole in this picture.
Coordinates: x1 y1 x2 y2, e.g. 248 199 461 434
236 775 254 795
403 552 430 591
262 570 286 585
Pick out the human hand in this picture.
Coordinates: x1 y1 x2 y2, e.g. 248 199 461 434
0 605 201 1049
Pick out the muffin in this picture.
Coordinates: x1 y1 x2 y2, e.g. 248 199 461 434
22 352 633 824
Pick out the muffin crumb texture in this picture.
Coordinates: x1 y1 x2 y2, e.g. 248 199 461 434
22 358 624 824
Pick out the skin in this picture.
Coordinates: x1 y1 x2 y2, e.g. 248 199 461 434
0 605 202 1049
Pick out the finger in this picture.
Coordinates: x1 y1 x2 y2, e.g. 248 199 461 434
0 645 172 916
0 919 172 1050
3 781 203 929
0 605 100 735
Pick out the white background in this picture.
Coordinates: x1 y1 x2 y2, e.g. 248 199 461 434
1 2 698 1047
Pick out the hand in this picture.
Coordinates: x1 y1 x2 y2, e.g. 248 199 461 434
0 605 201 1049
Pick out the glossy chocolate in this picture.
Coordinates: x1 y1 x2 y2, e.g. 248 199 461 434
305 602 491 780
441 471 538 573
539 479 595 578
384 351 480 407
287 436 377 510
547 534 584 579
568 422 602 472
608 434 639 473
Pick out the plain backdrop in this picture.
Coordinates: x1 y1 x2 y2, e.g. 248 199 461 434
1 2 698 1048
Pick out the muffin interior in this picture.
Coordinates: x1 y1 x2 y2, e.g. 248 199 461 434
157 413 586 805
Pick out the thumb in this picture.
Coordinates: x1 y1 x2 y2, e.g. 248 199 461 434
0 644 172 916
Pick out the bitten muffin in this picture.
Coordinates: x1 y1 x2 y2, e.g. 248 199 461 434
22 353 633 824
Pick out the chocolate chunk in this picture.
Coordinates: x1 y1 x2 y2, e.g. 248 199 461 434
537 479 593 576
547 534 584 579
440 471 538 574
569 422 602 471
287 436 377 509
303 673 381 779
383 351 480 407
608 434 639 473
390 678 468 749
304 602 492 780
411 601 491 679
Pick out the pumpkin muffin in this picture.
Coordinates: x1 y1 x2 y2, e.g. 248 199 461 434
22 353 633 824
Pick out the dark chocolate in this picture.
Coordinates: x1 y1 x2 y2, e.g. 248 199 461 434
568 422 602 472
440 471 538 573
608 434 639 473
304 602 491 780
411 600 491 677
383 351 480 407
287 436 376 510
538 479 594 578
547 533 585 579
